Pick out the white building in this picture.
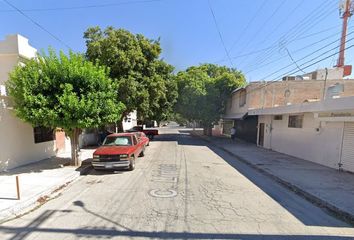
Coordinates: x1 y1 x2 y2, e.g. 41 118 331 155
0 34 56 171
122 110 138 131
249 96 354 173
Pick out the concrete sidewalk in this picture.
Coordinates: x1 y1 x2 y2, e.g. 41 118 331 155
0 149 94 223
192 130 354 224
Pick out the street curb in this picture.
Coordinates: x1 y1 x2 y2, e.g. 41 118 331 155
191 132 354 225
0 166 90 224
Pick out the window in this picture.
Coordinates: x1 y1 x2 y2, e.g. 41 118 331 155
288 115 303 128
34 127 54 143
239 90 246 107
274 115 283 120
133 136 138 145
103 136 132 146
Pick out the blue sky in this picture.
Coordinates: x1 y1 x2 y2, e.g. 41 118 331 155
0 0 352 82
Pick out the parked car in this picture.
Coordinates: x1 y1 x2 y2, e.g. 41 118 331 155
92 133 146 171
133 132 150 146
127 126 158 140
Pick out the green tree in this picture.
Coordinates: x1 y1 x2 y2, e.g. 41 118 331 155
84 26 177 128
6 50 125 165
175 64 245 135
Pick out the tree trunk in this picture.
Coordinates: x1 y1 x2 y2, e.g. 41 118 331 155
202 123 212 136
69 128 81 166
207 126 212 136
203 123 207 135
117 113 128 132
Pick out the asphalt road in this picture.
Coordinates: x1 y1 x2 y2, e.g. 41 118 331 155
1 126 354 240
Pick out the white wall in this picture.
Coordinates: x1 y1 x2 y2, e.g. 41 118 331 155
0 107 55 171
0 34 54 171
258 113 343 169
0 55 18 85
122 110 137 131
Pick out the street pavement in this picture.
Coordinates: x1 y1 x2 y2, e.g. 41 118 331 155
0 126 354 239
192 130 354 224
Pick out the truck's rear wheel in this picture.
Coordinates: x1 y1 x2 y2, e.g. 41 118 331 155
139 147 145 157
128 156 136 171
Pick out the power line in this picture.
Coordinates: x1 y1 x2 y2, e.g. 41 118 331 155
240 4 339 71
259 0 305 45
272 43 354 81
244 26 351 73
285 48 305 74
207 0 234 67
0 0 164 12
238 0 336 70
259 32 354 80
232 0 286 64
215 25 342 64
229 42 354 107
227 0 267 53
3 0 72 49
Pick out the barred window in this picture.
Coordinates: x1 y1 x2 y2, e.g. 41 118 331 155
288 115 303 128
34 127 54 143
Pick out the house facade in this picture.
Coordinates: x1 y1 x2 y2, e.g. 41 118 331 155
249 97 354 173
122 110 138 131
223 70 354 143
0 35 56 171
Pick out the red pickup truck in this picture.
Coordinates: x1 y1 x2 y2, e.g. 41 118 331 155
92 132 147 171
128 126 158 140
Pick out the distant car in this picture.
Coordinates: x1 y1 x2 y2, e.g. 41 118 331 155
92 133 146 171
127 126 158 140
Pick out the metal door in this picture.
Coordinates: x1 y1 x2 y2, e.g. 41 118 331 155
340 122 354 173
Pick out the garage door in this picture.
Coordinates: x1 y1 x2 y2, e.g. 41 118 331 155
341 122 354 173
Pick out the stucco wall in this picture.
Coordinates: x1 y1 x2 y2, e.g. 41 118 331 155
0 107 55 171
0 55 18 85
0 34 55 171
258 113 343 170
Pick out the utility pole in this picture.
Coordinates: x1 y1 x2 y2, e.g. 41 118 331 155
336 0 353 75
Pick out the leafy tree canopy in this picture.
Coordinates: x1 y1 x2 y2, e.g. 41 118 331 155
7 49 125 165
84 26 177 125
175 64 245 133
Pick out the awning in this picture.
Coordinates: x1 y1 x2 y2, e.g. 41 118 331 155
223 112 248 120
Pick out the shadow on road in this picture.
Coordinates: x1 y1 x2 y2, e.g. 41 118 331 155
1 131 351 240
0 216 352 240
153 131 351 228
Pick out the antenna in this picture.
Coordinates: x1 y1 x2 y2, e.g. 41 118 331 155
336 0 353 76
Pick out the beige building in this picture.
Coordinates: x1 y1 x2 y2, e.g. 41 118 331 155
222 68 354 172
0 34 56 171
222 70 354 143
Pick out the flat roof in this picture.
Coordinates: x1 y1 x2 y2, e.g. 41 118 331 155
248 96 354 116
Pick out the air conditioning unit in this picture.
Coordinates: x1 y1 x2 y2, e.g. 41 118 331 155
0 85 7 97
